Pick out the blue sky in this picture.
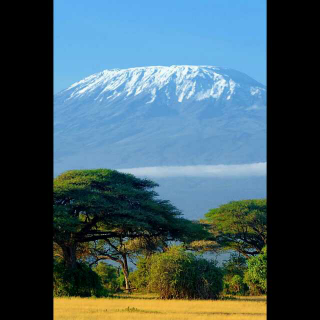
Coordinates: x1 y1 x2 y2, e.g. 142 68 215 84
54 0 266 94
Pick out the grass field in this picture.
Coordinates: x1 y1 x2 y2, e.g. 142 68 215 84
54 294 266 320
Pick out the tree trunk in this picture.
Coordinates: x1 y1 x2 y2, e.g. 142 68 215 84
60 242 78 269
121 254 131 293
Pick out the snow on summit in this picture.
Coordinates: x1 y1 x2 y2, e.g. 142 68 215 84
54 65 266 175
54 66 266 220
56 65 266 105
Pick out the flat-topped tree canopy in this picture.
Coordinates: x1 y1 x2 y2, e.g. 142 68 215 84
54 169 205 269
203 199 267 258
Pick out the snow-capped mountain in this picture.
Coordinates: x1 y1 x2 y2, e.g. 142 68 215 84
56 65 265 106
54 65 266 175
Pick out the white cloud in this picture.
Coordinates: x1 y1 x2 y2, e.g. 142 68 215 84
245 104 264 111
118 163 266 178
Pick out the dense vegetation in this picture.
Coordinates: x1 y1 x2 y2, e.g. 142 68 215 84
129 246 223 299
53 260 105 297
53 169 267 299
204 199 267 258
244 246 267 294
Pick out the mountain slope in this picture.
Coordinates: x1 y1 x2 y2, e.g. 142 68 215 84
54 65 266 174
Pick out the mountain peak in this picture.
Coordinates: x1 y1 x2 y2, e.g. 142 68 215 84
54 65 266 174
56 65 265 107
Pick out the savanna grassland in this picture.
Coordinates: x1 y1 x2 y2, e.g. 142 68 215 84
54 294 266 320
54 171 267 319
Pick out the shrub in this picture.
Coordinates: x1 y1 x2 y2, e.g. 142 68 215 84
116 268 127 291
222 254 249 295
229 275 247 294
129 256 151 291
135 246 223 299
53 260 106 297
244 246 267 295
92 262 120 293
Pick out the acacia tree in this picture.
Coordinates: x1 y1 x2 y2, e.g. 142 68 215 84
54 169 161 269
88 235 169 291
54 169 208 292
88 218 210 292
203 199 266 258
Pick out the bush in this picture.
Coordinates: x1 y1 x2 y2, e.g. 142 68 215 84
222 254 249 295
92 262 120 293
129 256 150 291
53 260 107 297
133 246 223 299
228 275 247 295
244 246 267 295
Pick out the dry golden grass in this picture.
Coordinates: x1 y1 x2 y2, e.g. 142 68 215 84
54 294 266 320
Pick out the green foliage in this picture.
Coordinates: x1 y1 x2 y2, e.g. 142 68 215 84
116 268 127 289
54 170 260 298
204 199 267 257
171 219 212 246
54 169 162 245
92 262 120 293
223 253 248 275
129 256 151 291
54 169 191 270
131 246 223 299
230 275 245 294
222 254 249 295
244 246 267 295
53 260 106 297
54 168 211 294
223 273 248 296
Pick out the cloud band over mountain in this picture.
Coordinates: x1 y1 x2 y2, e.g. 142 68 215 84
118 162 266 178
